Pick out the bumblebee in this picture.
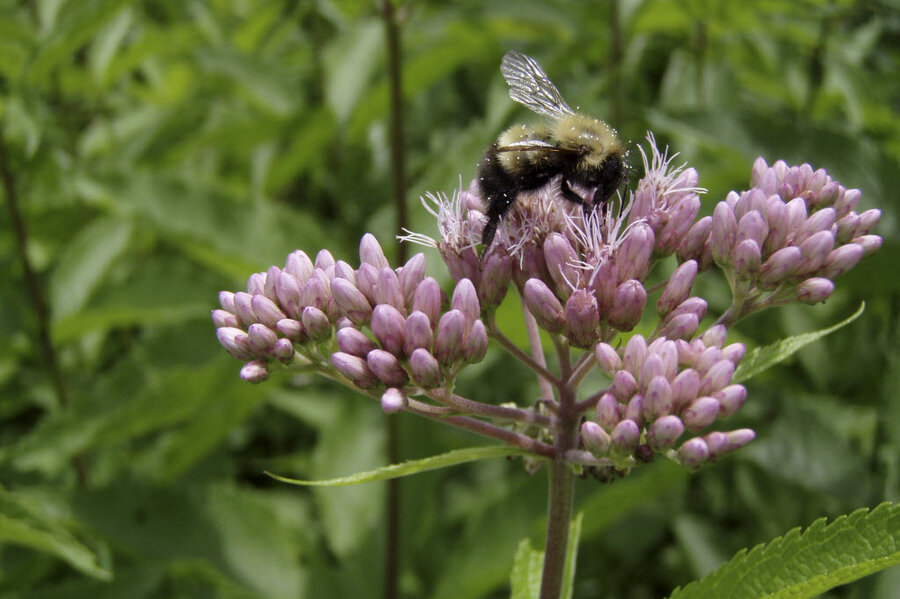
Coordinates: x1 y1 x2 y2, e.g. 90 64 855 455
478 51 626 247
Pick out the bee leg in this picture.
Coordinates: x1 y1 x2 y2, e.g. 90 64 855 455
560 178 589 209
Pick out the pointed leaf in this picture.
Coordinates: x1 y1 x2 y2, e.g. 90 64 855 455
510 538 543 599
0 488 111 580
561 512 583 599
668 503 900 599
267 445 534 487
733 302 864 382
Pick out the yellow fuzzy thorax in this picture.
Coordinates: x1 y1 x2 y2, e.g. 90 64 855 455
552 113 621 168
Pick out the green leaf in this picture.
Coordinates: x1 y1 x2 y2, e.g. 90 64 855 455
0 488 111 580
509 538 542 599
733 302 865 382
509 512 583 599
266 445 535 487
560 512 583 599
668 502 900 599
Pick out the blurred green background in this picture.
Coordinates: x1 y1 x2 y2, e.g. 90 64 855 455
1 0 898 597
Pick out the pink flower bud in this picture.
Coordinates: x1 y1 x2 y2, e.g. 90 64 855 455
617 223 655 282
751 157 768 183
336 327 377 357
821 244 863 279
835 213 861 244
608 280 647 332
694 346 724 374
299 273 330 312
648 415 684 450
683 396 719 431
699 359 735 395
800 207 836 240
276 318 305 343
624 395 645 427
247 272 266 296
677 216 713 265
479 248 512 308
412 277 442 326
331 277 373 325
715 384 747 417
217 327 253 361
582 421 611 456
371 304 406 356
360 233 389 269
700 325 727 348
854 235 882 257
219 291 237 313
331 352 379 389
667 297 707 324
796 277 834 304
732 239 762 280
736 210 768 247
232 292 257 328
404 311 433 356
722 343 746 365
611 370 638 402
640 354 665 388
397 253 426 308
301 306 331 342
512 244 549 290
596 393 622 432
247 323 277 354
409 348 441 388
523 278 565 333
273 271 304 319
212 309 238 329
565 289 600 348
677 437 710 468
595 343 622 376
784 197 809 241
544 233 580 300
381 388 407 414
284 250 314 284
762 195 789 254
704 431 729 458
671 368 701 410
591 260 618 316
711 202 737 265
355 263 379 305
759 246 802 288
374 267 405 312
622 335 648 377
675 340 696 367
833 188 861 217
611 419 640 454
443 245 481 285
660 313 699 341
657 261 698 318
315 249 335 271
434 309 466 365
248 295 285 330
334 260 357 284
656 340 679 380
452 278 481 325
240 360 269 383
272 338 295 364
464 320 489 363
644 375 674 419
367 349 409 387
856 209 881 236
263 266 280 300
725 428 756 451
657 196 701 256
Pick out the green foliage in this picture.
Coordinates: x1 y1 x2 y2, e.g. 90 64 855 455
669 503 900 599
0 0 896 597
511 512 583 599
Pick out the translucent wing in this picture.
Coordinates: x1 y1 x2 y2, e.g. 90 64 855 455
495 140 579 153
501 51 575 120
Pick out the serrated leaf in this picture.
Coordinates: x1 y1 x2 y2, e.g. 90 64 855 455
733 302 865 382
510 538 543 599
0 488 111 580
266 445 534 487
668 502 900 599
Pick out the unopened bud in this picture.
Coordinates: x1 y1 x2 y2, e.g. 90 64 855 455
677 216 712 264
374 267 405 312
677 437 710 468
800 207 836 239
821 244 863 279
367 349 409 387
299 274 329 312
658 196 701 256
381 388 407 414
644 375 674 419
284 250 314 284
412 277 443 326
300 307 331 342
544 233 581 300
854 235 883 257
331 352 379 388
370 304 407 356
796 277 834 304
434 310 466 365
247 323 277 354
464 320 489 363
608 280 647 332
217 327 253 361
331 277 372 325
336 327 376 357
409 348 441 388
246 272 266 296
452 278 481 325
759 246 802 288
715 384 747 417
699 359 735 395
624 395 645 427
403 311 433 356
565 290 600 348
479 248 512 308
595 343 622 376
596 393 622 432
240 360 269 383
523 279 565 333
273 271 303 319
360 233 389 269
797 230 835 275
660 313 699 341
617 223 655 282
232 292 257 328
212 309 238 329
856 209 881 236
722 343 746 365
732 239 762 280
711 202 737 265
671 368 700 410
314 249 335 271
736 210 768 247
582 421 611 456
272 338 295 364
398 253 426 308
611 370 638 402
648 415 684 450
611 419 640 454
683 396 720 431
657 261 698 317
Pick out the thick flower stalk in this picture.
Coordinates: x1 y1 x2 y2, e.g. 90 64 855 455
212 134 882 599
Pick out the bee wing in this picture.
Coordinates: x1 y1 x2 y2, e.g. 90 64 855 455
495 140 579 153
501 51 575 120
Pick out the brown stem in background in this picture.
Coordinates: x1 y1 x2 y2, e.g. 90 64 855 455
0 134 87 486
381 2 407 598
